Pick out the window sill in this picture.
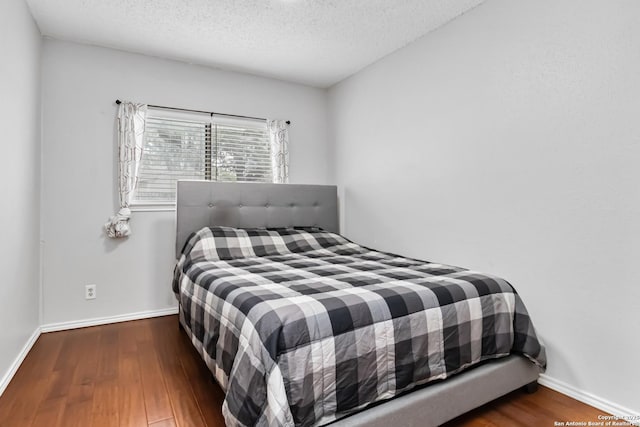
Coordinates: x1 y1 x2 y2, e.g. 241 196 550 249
130 203 176 212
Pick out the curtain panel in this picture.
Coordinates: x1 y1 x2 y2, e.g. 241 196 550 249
104 102 147 238
267 119 290 184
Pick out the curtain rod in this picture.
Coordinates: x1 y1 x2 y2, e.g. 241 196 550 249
115 100 290 125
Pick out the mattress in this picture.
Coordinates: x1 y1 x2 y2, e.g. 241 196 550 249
173 227 546 427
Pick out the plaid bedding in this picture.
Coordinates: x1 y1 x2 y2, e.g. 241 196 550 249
173 227 546 427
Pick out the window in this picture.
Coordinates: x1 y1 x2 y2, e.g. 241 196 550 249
133 109 273 205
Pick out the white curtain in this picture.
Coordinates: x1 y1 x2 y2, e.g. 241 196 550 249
104 102 147 238
267 119 290 184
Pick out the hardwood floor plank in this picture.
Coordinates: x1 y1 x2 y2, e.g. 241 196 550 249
91 378 120 427
0 315 615 427
150 317 206 427
148 417 177 427
44 369 75 401
90 325 122 426
59 326 101 427
118 323 149 427
31 396 66 427
96 325 120 382
137 322 174 424
117 356 147 427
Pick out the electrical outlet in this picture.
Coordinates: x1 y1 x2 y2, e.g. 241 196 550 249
85 284 97 300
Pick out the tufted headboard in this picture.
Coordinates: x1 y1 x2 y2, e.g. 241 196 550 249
175 181 339 257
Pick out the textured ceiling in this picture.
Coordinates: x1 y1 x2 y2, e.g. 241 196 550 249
26 0 484 88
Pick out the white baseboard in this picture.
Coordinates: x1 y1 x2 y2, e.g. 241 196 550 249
40 306 179 333
0 327 41 397
539 374 639 425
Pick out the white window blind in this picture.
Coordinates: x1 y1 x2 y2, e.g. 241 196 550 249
215 124 273 183
133 111 272 204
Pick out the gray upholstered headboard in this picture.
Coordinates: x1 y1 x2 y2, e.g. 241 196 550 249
175 181 339 257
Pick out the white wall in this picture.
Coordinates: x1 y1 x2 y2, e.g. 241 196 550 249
0 0 42 385
329 0 640 414
41 39 331 325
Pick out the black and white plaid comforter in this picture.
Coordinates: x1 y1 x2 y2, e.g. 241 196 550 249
173 227 546 427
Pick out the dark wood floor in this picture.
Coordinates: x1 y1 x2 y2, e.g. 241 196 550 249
0 315 607 427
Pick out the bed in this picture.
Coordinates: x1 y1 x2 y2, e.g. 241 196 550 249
173 181 546 427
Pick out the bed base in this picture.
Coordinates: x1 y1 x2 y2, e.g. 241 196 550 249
524 381 539 394
177 305 539 427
